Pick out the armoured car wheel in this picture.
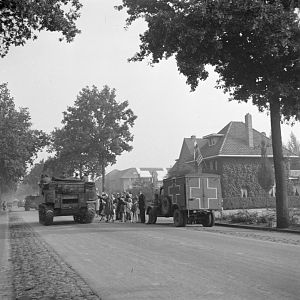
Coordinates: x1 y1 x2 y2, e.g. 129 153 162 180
173 209 186 227
44 209 54 226
83 209 95 224
38 210 44 224
80 209 95 224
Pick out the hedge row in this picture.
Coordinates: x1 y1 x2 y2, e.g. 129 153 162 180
223 196 300 210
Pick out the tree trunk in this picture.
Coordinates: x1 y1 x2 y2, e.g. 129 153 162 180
270 99 289 228
101 164 105 193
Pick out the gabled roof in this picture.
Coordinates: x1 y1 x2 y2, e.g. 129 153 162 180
200 121 295 158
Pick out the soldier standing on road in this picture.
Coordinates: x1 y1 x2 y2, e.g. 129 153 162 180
138 191 146 223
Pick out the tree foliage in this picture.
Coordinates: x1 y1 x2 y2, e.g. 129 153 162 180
22 160 45 193
118 0 300 228
118 1 299 118
287 131 300 155
0 0 82 57
50 85 137 180
0 83 48 196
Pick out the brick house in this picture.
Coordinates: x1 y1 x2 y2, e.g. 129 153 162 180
170 114 297 204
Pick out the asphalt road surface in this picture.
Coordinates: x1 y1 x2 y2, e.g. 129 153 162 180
14 209 300 300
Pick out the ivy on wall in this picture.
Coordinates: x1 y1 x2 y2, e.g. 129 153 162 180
221 158 293 198
221 161 264 198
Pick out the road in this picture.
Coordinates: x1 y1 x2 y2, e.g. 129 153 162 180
8 209 300 300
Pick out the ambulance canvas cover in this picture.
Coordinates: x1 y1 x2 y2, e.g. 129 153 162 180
186 176 222 210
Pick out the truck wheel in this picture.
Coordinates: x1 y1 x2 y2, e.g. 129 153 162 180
173 209 186 227
202 212 215 227
161 197 171 215
38 205 46 224
148 208 157 224
44 209 54 226
208 212 215 227
25 206 30 211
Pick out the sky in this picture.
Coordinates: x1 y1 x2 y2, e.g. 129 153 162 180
1 0 300 174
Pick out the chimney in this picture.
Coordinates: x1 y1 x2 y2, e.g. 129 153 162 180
245 113 254 148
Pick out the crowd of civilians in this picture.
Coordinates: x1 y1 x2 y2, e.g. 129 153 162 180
95 191 146 223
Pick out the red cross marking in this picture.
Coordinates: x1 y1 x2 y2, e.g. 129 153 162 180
203 178 218 208
168 181 181 203
189 178 201 210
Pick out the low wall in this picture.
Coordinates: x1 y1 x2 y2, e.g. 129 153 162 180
223 196 300 210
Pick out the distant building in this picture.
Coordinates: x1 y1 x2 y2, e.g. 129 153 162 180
103 167 169 194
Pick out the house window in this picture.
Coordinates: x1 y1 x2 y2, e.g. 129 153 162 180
214 160 218 171
241 188 248 198
209 161 214 170
208 138 216 147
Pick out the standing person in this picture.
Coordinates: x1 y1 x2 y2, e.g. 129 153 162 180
104 194 113 222
132 195 138 223
115 193 121 221
99 194 105 221
138 191 146 223
119 195 126 222
126 196 133 223
95 195 100 218
111 194 116 222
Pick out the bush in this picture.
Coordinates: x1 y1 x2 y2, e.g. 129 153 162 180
230 210 258 224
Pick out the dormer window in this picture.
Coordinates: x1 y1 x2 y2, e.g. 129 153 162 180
203 133 224 147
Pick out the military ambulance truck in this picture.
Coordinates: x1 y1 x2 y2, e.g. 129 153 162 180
146 174 222 227
39 177 97 226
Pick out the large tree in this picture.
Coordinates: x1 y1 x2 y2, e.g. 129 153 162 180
51 85 137 189
257 139 274 195
118 0 300 228
0 0 82 57
0 83 48 203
